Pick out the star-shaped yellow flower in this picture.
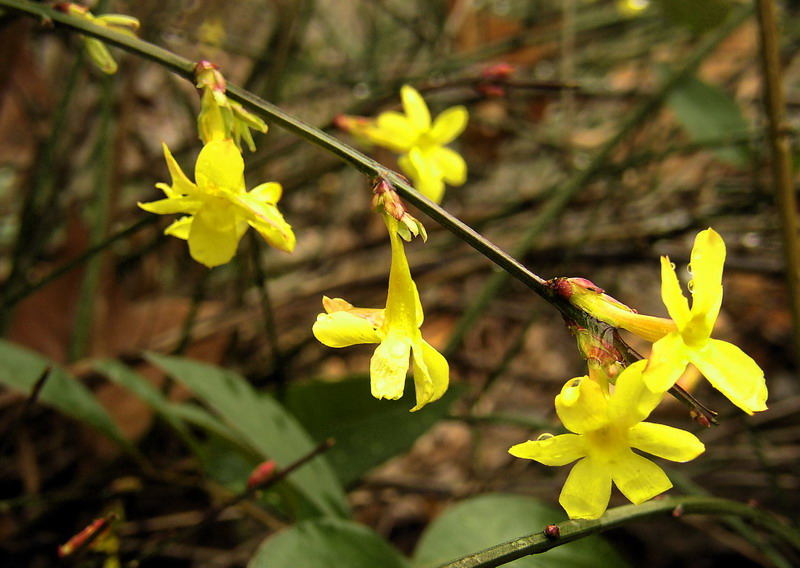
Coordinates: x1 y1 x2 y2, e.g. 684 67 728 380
312 217 449 411
340 85 468 203
509 360 705 519
644 228 767 414
139 140 294 268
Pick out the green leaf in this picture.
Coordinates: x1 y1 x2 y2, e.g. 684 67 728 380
93 359 204 455
653 0 731 34
145 352 349 518
0 339 132 451
667 74 752 167
248 517 412 568
413 493 629 568
284 376 464 486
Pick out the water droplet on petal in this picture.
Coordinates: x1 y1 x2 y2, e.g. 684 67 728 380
687 280 695 293
537 433 554 442
687 263 693 275
670 262 676 270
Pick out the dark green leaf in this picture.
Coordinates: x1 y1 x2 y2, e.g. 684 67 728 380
145 352 349 518
284 376 464 486
248 517 412 568
413 493 629 568
0 339 131 451
667 74 752 167
653 0 731 34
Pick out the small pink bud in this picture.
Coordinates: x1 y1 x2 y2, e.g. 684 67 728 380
247 460 277 490
543 524 561 539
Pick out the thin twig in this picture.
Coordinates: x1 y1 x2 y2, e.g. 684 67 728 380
755 0 800 366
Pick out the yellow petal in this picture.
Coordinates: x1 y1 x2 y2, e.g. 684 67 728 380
429 105 468 145
555 377 609 434
372 111 417 151
370 332 411 400
660 256 690 327
410 338 449 411
508 433 587 466
689 228 725 321
406 148 446 203
164 216 192 240
249 182 283 203
161 143 197 196
611 450 672 505
312 310 382 348
400 85 431 132
643 333 688 392
559 457 612 519
138 197 199 216
187 208 241 267
628 422 705 462
608 360 663 427
385 224 424 329
234 194 295 253
690 339 768 414
195 140 245 191
427 146 467 186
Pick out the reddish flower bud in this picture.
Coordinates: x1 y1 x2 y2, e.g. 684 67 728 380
58 513 117 558
247 460 277 490
543 524 561 539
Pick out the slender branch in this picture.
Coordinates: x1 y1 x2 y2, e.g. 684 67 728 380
755 0 800 367
437 496 800 568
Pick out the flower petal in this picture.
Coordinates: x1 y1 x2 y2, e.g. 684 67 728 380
138 196 200 215
161 143 197 196
164 216 192 240
643 332 688 393
688 228 725 322
429 105 468 145
690 339 768 414
371 111 417 151
249 181 282 203
370 332 411 400
425 146 467 186
187 208 241 267
628 422 705 462
660 255 690 327
404 149 446 203
401 85 431 132
611 450 672 505
195 140 245 191
385 225 424 328
312 310 382 348
233 193 295 253
608 360 663 427
410 338 449 411
555 377 609 434
559 457 612 519
508 433 587 466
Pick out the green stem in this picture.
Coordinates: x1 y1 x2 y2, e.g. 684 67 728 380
436 496 800 568
68 72 115 361
755 0 800 367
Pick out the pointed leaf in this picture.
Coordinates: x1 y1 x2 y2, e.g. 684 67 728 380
0 340 131 451
145 352 349 518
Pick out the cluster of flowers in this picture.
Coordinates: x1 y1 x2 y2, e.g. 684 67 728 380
509 229 768 519
74 4 763 521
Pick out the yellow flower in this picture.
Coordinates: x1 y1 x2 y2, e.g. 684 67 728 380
195 61 268 152
312 217 449 411
644 229 768 414
139 140 294 268
341 85 468 203
58 3 140 74
509 361 705 519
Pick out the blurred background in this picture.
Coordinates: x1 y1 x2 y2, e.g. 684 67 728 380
0 0 798 566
